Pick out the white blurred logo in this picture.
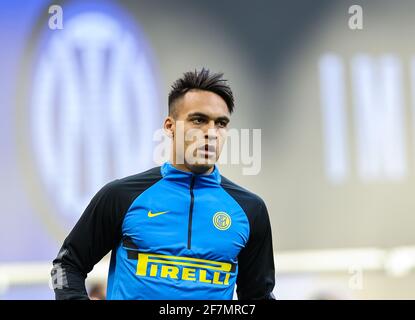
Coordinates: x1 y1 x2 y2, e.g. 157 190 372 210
30 11 160 224
319 53 408 183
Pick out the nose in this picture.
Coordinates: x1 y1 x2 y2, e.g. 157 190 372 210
204 120 218 141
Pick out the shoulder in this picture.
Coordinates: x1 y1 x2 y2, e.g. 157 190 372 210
116 166 163 185
95 166 162 204
220 175 265 205
220 175 267 216
220 175 272 240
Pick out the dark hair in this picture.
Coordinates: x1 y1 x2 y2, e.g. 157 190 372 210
168 68 234 117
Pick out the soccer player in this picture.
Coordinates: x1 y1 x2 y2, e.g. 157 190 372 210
51 68 275 300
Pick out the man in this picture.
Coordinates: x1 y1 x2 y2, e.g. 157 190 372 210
51 68 275 300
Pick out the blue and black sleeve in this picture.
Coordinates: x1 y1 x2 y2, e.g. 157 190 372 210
220 176 276 300
50 167 162 300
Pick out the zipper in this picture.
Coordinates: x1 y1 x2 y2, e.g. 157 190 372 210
187 175 196 249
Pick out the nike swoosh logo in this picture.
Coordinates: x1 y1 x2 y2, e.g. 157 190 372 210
147 210 170 218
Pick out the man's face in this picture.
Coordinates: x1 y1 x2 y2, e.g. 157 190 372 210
165 89 230 174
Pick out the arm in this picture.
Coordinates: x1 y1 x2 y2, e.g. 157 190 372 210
51 181 125 300
236 199 276 300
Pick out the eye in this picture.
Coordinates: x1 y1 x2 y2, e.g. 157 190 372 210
217 121 228 128
192 118 204 125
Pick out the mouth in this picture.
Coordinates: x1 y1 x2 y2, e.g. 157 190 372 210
204 144 216 153
198 144 216 157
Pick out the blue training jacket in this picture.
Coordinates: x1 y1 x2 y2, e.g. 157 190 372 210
51 162 275 300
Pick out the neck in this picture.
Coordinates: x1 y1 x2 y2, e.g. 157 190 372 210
171 162 214 175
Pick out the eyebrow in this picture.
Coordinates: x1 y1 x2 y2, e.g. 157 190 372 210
187 112 230 123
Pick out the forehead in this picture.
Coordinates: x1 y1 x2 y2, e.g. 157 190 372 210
175 90 230 118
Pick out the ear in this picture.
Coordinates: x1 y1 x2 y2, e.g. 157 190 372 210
163 116 175 138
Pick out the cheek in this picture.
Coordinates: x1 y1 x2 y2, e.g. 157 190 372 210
216 131 227 149
183 127 203 148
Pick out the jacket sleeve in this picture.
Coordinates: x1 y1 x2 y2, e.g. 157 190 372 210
51 181 125 300
236 199 276 300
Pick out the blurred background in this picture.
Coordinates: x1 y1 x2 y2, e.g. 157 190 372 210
1 0 415 299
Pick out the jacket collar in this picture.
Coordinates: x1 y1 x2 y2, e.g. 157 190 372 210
161 161 221 187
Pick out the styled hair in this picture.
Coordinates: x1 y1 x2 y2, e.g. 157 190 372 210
168 68 234 116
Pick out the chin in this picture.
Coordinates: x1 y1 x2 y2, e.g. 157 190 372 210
187 162 215 174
